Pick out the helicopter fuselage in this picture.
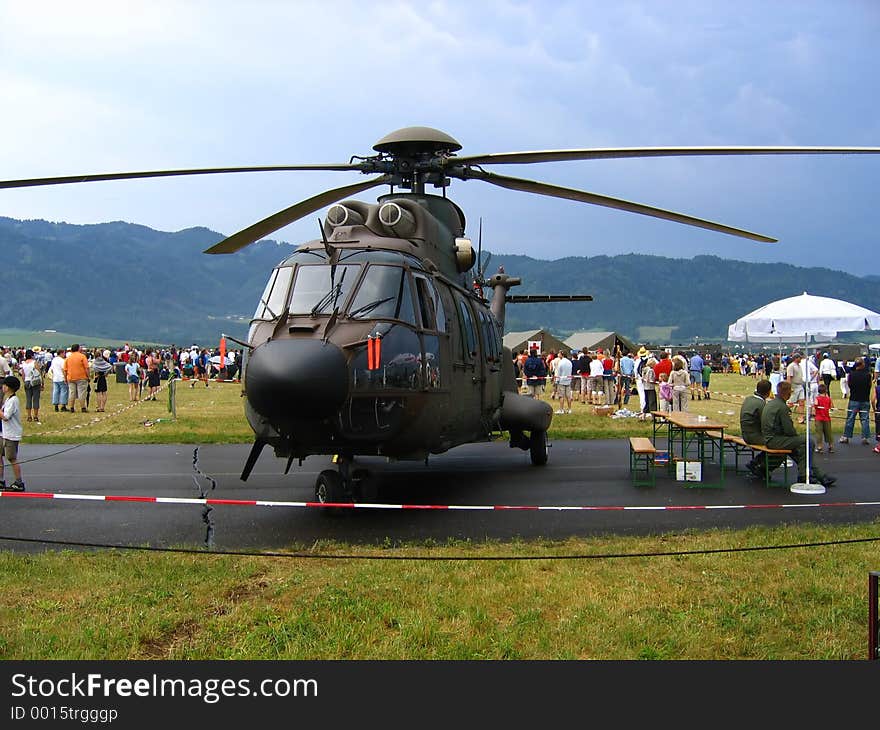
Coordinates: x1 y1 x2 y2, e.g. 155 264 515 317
240 194 551 471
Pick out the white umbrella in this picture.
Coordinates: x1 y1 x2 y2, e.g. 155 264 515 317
728 292 880 495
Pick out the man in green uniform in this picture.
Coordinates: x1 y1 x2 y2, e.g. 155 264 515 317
740 379 773 479
761 380 836 487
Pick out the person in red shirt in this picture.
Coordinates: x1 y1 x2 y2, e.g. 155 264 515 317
600 350 616 405
653 351 673 381
814 383 834 453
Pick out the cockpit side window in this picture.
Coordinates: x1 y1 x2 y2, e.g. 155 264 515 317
413 274 446 333
457 296 478 361
348 265 416 325
478 310 500 362
253 266 293 320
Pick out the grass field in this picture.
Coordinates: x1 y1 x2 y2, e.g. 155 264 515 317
4 372 878 660
1 523 878 659
0 328 163 350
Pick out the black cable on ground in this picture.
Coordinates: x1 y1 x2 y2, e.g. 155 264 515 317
1 533 878 561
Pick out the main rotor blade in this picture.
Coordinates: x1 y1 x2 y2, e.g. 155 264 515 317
455 145 880 166
0 164 362 190
506 295 594 303
204 175 393 254
465 169 776 243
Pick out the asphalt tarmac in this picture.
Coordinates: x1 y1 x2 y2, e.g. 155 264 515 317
1 438 878 553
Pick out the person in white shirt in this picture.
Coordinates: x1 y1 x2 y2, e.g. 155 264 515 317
554 351 573 414
48 350 69 412
818 352 837 394
0 375 25 491
587 354 604 404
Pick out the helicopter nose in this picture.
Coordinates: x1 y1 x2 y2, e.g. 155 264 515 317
245 339 349 419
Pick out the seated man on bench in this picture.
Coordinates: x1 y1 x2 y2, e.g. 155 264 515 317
740 379 782 480
761 380 837 488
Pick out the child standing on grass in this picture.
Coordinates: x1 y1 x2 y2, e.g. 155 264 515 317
0 375 25 491
814 383 834 454
658 372 673 413
701 361 712 400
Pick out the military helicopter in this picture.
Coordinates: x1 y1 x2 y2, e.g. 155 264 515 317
3 127 879 505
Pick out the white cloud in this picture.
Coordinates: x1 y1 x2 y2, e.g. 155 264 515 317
0 0 878 274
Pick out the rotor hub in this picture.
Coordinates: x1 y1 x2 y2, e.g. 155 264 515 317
372 126 462 155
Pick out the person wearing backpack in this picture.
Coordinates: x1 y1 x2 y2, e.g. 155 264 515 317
18 350 43 424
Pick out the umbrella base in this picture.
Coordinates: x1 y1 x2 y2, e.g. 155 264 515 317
789 481 826 495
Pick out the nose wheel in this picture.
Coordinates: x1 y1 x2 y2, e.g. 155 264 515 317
315 470 347 505
314 455 378 514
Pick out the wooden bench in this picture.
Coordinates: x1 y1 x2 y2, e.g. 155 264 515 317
629 436 657 487
748 443 793 488
704 431 792 487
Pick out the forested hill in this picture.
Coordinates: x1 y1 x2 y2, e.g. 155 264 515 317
491 252 880 342
3 216 878 345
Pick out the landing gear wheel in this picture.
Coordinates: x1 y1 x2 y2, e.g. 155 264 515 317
529 430 548 466
315 469 348 515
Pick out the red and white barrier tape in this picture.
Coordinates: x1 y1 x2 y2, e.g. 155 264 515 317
2 491 879 511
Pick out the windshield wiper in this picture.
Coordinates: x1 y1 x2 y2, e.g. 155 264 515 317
310 285 340 317
259 297 278 320
348 296 395 319
309 267 349 316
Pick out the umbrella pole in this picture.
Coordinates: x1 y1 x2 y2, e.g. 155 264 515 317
791 333 825 495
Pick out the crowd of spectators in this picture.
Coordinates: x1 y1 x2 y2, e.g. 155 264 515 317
0 342 242 419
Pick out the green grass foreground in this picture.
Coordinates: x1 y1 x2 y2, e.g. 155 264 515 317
1 524 878 659
6 373 878 660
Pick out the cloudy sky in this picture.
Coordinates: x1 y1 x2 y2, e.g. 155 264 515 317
2 1 878 274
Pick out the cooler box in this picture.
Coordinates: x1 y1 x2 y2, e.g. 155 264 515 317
675 460 702 482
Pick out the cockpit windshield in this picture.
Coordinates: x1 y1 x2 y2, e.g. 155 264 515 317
289 264 358 315
347 265 416 324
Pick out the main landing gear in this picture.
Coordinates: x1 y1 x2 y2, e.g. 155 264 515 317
509 429 549 466
314 454 378 515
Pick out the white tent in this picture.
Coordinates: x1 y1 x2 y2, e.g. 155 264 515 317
727 292 880 342
728 292 880 495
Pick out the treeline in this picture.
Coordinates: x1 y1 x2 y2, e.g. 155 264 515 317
3 217 878 344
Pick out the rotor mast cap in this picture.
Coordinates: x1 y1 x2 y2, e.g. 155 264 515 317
373 127 462 155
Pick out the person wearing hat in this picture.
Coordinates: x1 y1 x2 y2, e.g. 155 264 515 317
0 375 25 491
818 352 837 393
634 347 649 410
91 350 114 412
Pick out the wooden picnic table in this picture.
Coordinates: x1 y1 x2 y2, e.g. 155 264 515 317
650 410 729 488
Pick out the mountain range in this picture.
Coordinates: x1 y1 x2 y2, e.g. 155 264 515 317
3 216 878 346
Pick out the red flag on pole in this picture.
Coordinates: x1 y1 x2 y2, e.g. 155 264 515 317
219 336 227 369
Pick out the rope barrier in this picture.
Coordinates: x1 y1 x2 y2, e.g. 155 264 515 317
3 489 880 512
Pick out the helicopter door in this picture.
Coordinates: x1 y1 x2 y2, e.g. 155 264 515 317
412 273 447 391
452 293 485 437
477 309 503 423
